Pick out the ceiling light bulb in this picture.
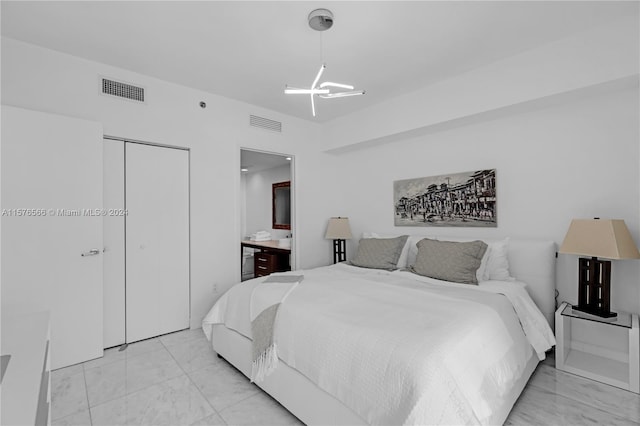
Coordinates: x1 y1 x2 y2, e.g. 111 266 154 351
319 90 365 99
311 64 326 90
319 82 354 90
241 168 248 172
284 88 330 95
286 157 292 161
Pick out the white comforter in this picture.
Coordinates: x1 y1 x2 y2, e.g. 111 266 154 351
203 264 555 426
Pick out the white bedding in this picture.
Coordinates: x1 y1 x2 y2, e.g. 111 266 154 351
203 263 555 426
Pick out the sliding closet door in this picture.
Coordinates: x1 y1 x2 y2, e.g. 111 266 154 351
125 143 189 343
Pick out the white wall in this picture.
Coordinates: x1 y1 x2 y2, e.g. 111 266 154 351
334 86 640 314
242 164 291 240
1 37 341 329
317 12 640 314
323 15 639 153
3 8 639 327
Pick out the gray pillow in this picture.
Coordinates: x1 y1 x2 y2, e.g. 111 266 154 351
410 238 488 284
351 235 409 270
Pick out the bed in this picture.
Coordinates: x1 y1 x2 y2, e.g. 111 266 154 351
203 236 556 425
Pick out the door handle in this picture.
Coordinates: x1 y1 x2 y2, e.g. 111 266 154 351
81 249 101 257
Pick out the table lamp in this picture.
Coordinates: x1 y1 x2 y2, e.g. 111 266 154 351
559 218 640 318
325 217 352 264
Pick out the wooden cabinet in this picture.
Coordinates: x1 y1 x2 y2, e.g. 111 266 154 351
254 252 289 277
242 240 291 278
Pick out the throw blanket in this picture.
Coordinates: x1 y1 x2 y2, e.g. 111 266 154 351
249 274 303 382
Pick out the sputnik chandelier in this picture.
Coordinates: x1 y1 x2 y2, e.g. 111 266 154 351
284 9 365 117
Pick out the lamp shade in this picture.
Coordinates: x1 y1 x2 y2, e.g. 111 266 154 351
325 217 352 240
559 219 640 259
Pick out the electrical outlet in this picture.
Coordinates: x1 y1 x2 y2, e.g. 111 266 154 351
212 282 218 293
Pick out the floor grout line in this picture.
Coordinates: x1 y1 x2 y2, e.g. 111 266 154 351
217 389 262 414
161 334 228 425
49 369 90 423
82 340 164 372
81 365 94 426
83 347 185 410
208 353 263 413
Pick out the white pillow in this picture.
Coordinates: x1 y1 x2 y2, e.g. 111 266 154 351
476 248 490 283
406 235 429 269
482 238 515 281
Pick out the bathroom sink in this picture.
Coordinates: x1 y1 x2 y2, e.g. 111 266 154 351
278 238 291 248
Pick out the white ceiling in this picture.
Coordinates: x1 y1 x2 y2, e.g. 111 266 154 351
1 1 635 122
241 149 290 173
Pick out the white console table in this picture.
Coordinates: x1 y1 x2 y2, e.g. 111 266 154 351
1 310 51 425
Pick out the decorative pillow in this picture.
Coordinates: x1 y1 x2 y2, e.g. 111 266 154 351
361 232 413 269
428 237 515 282
351 235 409 270
410 238 488 284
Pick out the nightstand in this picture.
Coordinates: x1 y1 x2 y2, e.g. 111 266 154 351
555 301 639 393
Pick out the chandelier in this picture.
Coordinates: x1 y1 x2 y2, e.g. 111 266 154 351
284 9 365 117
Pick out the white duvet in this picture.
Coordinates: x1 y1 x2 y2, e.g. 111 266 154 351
203 264 555 426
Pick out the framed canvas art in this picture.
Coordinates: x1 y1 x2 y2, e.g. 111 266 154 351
394 169 497 227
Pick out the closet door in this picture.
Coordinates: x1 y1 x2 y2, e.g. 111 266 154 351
125 143 189 343
103 139 125 348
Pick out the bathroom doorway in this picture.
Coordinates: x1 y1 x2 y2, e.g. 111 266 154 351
240 149 294 280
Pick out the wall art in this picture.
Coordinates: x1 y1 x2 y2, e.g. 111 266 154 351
394 169 497 227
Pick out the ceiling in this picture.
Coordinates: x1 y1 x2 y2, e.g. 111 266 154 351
1 1 635 122
241 149 290 173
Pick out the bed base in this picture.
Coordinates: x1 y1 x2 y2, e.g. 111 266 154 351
210 324 539 425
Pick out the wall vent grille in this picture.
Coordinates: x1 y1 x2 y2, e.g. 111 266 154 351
250 115 282 132
102 78 145 102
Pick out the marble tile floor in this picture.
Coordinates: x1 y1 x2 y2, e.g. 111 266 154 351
52 330 640 426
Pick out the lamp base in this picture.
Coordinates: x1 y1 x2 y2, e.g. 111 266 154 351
572 304 617 318
576 257 616 319
332 239 346 264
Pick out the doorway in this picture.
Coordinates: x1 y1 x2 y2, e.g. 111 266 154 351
240 149 295 280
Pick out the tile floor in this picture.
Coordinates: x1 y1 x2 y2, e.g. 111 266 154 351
51 328 300 426
52 329 640 425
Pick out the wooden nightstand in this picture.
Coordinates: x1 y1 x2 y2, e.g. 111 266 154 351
555 301 639 393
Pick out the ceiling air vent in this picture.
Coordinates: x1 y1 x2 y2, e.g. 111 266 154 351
102 78 145 102
250 115 282 133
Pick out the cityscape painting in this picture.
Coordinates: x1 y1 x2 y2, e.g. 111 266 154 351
394 169 497 227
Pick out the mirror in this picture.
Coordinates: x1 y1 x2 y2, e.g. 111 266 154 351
272 181 291 230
